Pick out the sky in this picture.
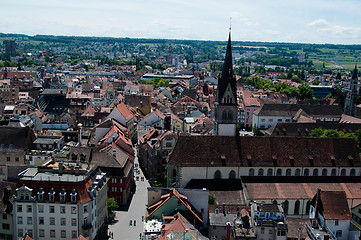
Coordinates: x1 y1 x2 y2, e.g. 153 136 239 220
1 0 361 44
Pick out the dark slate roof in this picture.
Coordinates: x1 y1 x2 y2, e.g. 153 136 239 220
256 203 281 213
265 122 361 136
168 136 360 168
254 104 343 118
0 126 33 153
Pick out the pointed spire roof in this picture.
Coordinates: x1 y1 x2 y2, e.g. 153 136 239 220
217 32 237 104
352 64 358 79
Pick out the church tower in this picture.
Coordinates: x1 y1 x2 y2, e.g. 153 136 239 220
344 65 358 116
214 32 238 136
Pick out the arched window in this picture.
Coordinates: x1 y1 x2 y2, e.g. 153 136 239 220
172 169 177 184
267 168 273 176
276 169 282 176
331 169 337 176
294 200 300 215
341 169 346 176
71 153 77 161
80 154 85 162
283 200 289 215
222 110 227 120
226 95 231 104
295 169 301 176
322 169 327 176
249 168 254 176
229 170 236 179
313 169 318 176
228 111 233 120
214 170 222 179
286 169 291 176
304 169 309 176
258 168 264 176
306 200 311 215
350 169 356 176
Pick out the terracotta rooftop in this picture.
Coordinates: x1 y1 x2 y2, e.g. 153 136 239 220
245 182 361 203
116 102 134 121
318 190 351 220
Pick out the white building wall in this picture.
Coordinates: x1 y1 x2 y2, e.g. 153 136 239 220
253 115 292 129
178 188 209 226
14 202 80 240
218 124 236 136
325 219 350 240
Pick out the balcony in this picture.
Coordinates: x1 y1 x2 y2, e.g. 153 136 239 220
305 223 336 240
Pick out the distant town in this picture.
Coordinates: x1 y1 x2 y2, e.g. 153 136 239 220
0 32 361 240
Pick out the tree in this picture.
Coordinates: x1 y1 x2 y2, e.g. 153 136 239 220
209 194 216 205
252 126 264 136
291 76 302 83
336 72 342 80
107 197 119 215
297 83 313 100
310 127 324 137
287 69 293 79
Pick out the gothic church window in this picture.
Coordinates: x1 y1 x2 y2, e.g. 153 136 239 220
229 170 236 179
228 111 233 120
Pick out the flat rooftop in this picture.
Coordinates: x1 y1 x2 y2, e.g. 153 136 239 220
19 168 88 182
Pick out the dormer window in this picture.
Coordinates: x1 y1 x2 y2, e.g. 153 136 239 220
60 189 66 203
37 188 44 202
70 189 77 203
49 188 55 203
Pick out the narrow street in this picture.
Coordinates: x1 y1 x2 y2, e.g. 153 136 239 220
108 147 150 240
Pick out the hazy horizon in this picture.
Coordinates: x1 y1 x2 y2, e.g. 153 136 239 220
1 0 361 44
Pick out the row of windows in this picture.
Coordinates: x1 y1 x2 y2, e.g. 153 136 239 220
6 157 20 162
18 229 77 238
18 216 77 226
109 187 122 192
222 110 234 120
352 213 361 225
17 205 78 214
260 118 285 123
213 168 356 179
249 168 356 177
111 178 122 184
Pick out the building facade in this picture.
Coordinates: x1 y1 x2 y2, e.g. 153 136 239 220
12 165 108 240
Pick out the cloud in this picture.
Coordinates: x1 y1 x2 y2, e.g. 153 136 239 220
307 19 330 27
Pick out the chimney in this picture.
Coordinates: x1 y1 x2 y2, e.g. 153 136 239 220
226 223 231 240
75 166 80 176
59 162 64 175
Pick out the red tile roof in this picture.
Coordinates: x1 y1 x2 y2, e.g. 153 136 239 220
116 102 134 121
245 182 361 203
320 191 351 220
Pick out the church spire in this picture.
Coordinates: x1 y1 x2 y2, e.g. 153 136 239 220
352 64 358 79
217 31 237 104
